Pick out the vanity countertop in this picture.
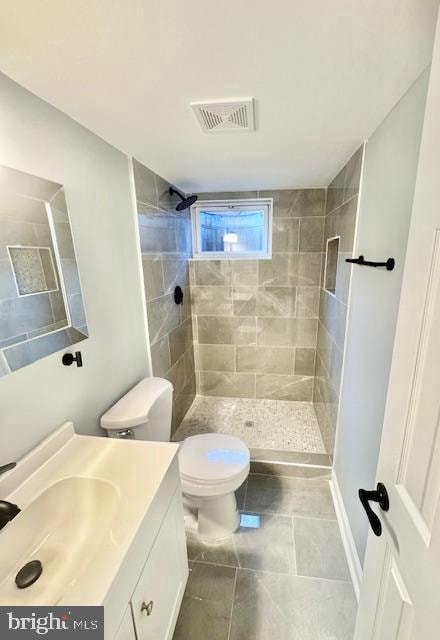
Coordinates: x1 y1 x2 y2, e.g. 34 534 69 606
0 423 179 607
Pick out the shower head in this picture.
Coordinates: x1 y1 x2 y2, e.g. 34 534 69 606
169 187 198 211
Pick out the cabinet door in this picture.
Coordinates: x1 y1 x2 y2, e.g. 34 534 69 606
114 606 136 640
131 488 188 640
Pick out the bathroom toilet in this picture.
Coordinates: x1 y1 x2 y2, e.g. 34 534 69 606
100 377 250 541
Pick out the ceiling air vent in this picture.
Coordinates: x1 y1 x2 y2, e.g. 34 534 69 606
191 98 255 133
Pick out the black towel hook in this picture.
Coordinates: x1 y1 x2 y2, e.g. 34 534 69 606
346 255 395 271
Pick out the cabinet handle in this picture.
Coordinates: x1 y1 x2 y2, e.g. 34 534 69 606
141 600 154 616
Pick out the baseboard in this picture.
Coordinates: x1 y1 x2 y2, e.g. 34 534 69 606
330 473 363 600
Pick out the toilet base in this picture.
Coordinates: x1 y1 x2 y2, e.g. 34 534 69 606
183 491 240 541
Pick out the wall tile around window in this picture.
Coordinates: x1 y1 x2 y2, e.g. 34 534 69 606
194 259 232 286
299 217 325 253
258 254 290 287
231 260 259 286
272 218 299 252
289 253 323 287
192 285 233 316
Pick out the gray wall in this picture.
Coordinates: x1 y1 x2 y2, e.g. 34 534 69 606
313 147 363 455
191 189 326 400
0 72 149 461
334 69 429 564
133 159 196 435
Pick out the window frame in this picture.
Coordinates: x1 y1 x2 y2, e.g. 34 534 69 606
190 198 273 260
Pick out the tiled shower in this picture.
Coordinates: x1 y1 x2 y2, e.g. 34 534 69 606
133 150 362 459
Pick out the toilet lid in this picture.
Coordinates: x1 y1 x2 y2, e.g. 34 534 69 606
178 434 250 484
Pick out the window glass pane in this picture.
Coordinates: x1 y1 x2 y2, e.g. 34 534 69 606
200 209 265 253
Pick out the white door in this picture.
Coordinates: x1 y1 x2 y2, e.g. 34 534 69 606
354 13 440 640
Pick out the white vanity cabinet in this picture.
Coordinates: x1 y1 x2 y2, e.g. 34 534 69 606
106 456 189 640
131 488 188 639
114 607 136 640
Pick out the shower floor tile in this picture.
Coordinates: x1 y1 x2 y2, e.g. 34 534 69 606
173 395 325 454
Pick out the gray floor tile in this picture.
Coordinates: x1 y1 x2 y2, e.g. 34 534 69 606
294 517 350 581
245 474 336 519
229 569 357 640
173 562 236 640
187 533 239 568
187 513 296 574
235 513 296 574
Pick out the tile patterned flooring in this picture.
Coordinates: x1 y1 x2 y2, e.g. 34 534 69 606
173 396 325 453
173 474 357 640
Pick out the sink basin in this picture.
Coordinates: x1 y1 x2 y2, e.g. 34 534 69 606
0 477 119 605
0 422 179 607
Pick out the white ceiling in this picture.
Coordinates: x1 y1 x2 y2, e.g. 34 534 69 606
0 1 438 192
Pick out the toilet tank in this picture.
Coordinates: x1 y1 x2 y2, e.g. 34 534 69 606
100 377 173 442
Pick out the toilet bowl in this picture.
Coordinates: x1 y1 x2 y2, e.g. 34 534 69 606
178 433 250 540
100 377 250 541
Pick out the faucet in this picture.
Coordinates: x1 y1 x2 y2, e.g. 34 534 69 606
0 462 20 531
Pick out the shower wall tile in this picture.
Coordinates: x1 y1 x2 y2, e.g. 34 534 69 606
0 259 16 299
296 286 320 317
258 254 290 287
257 317 318 348
258 189 326 218
142 254 164 301
299 217 325 253
272 218 299 252
313 145 364 457
191 285 233 316
236 346 295 375
194 259 231 286
198 315 257 345
165 357 186 395
231 260 258 286
172 373 196 433
133 158 196 435
195 343 235 372
294 348 316 376
198 191 258 201
133 159 157 207
163 255 190 292
291 253 323 286
150 335 171 377
192 188 326 401
198 371 256 398
146 293 181 343
168 317 193 365
0 293 54 341
256 373 313 401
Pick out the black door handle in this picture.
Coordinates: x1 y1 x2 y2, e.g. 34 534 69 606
359 483 389 537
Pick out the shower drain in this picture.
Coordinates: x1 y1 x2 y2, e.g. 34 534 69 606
244 420 255 428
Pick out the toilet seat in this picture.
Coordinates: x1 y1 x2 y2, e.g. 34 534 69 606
179 434 250 497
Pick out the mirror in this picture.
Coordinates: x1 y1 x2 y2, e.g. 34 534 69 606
0 164 88 375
